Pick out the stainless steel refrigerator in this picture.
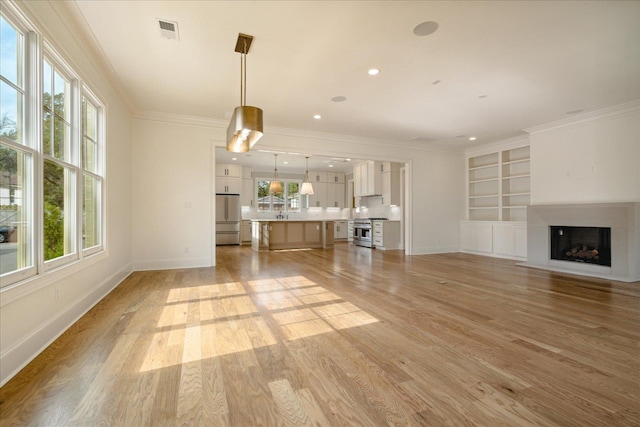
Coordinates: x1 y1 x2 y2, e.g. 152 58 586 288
216 194 241 245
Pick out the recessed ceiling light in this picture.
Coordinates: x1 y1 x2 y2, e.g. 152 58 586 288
283 161 289 165
231 157 237 161
566 109 584 115
346 158 351 162
331 96 347 102
469 136 477 141
413 21 439 37
313 114 322 119
328 164 334 168
368 68 380 76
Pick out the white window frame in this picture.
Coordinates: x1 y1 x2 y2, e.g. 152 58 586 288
0 2 106 289
254 176 302 213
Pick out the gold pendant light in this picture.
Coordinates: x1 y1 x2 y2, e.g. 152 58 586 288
269 154 283 194
300 156 314 195
227 33 263 153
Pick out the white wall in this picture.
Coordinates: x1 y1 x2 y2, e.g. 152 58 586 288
131 119 214 270
0 1 133 386
529 103 640 205
131 112 465 264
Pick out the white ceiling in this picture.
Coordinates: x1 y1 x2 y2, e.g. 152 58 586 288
65 0 640 172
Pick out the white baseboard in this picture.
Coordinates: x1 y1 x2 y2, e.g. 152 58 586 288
132 257 212 271
0 264 132 387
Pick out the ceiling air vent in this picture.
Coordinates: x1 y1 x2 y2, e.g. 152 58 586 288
157 19 179 40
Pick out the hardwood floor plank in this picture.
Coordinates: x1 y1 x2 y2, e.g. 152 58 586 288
2 246 638 426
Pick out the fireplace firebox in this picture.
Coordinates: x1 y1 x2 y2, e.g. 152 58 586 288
550 226 611 267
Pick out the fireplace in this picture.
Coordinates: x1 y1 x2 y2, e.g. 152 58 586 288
550 226 611 267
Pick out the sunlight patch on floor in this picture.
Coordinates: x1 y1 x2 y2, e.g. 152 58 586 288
139 275 378 372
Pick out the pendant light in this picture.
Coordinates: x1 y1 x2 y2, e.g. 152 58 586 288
300 156 314 195
227 33 263 153
269 154 283 194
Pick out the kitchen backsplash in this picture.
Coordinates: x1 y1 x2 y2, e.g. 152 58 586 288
242 196 402 221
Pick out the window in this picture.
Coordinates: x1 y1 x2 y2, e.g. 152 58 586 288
1 14 34 280
0 5 105 288
256 179 301 212
82 96 102 251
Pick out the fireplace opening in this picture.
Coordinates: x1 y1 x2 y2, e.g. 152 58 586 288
550 226 611 267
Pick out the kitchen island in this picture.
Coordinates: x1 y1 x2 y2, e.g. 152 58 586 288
251 220 334 251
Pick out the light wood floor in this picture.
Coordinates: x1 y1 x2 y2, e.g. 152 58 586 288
1 244 639 426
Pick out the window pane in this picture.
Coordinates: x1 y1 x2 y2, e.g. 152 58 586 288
82 98 98 173
0 80 23 144
0 16 22 87
83 174 101 249
287 182 300 212
53 117 70 161
53 70 70 122
43 60 52 110
43 61 70 161
43 111 52 155
83 99 97 141
43 160 75 261
0 144 32 277
257 179 271 211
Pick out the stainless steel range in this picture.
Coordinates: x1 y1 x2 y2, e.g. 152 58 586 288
353 218 387 248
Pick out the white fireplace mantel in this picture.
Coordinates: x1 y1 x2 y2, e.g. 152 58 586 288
523 202 639 282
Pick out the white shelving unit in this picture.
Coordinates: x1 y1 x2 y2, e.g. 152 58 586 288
467 146 530 221
463 143 530 260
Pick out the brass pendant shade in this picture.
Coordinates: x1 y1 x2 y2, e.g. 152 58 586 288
226 106 263 153
227 33 263 153
300 156 314 195
269 154 283 194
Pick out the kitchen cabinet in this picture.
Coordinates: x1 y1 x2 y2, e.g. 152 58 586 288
381 162 401 206
354 161 382 197
216 164 242 178
372 220 401 250
308 182 327 207
307 171 346 208
460 220 526 260
334 220 348 240
326 182 345 208
216 177 241 194
251 220 332 250
241 220 252 244
326 172 345 184
216 163 241 194
310 171 328 183
241 166 253 207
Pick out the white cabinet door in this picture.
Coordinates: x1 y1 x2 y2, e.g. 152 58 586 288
309 182 327 207
216 164 242 178
241 178 253 207
494 225 515 256
216 177 241 194
325 183 345 208
460 223 476 251
475 223 493 253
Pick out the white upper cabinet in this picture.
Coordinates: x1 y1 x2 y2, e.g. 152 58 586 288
216 163 242 178
354 161 382 196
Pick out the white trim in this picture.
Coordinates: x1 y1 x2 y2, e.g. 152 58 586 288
134 110 461 155
524 100 640 135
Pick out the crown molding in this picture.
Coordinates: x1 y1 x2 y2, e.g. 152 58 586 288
132 110 461 155
464 134 530 157
525 99 640 135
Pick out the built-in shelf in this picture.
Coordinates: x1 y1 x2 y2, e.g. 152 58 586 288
467 145 530 221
